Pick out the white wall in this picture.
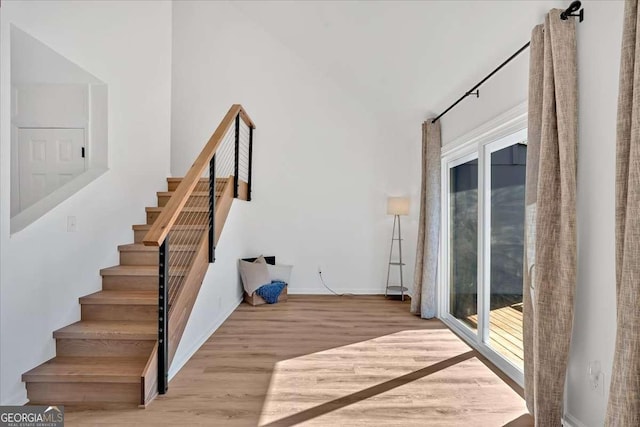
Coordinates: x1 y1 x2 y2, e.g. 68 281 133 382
567 3 622 425
171 0 411 297
0 0 172 405
438 2 623 426
171 201 250 377
10 25 103 86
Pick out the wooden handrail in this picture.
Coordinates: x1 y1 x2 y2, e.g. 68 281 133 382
143 104 255 246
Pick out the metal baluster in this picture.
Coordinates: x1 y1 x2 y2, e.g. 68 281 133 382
248 126 253 202
234 115 240 198
209 155 216 263
158 237 169 394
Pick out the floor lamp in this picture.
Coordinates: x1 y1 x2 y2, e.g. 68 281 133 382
386 197 410 301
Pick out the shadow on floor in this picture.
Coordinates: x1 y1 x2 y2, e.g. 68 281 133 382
262 351 476 427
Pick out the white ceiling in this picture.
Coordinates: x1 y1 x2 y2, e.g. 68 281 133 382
232 0 566 122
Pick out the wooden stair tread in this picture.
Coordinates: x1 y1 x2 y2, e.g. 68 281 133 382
132 224 207 231
157 191 220 197
53 321 156 340
100 265 187 276
23 357 147 383
146 206 209 213
118 243 197 252
80 290 157 305
167 177 228 183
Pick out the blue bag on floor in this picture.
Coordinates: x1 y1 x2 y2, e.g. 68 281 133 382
255 281 286 304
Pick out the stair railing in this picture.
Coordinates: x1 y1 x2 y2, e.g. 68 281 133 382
142 104 255 395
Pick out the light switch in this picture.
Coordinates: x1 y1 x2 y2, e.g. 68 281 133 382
67 216 77 232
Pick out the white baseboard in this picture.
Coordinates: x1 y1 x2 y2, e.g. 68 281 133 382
168 296 242 380
563 412 588 427
1 389 28 406
288 288 391 295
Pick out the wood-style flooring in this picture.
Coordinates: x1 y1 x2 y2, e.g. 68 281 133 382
65 295 533 426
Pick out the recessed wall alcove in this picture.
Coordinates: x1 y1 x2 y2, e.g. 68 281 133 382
10 25 108 233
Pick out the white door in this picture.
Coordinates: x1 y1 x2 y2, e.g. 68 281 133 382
18 128 86 211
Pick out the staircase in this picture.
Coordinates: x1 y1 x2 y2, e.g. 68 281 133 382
22 105 255 408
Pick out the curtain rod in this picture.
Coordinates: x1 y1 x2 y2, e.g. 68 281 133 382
431 0 584 124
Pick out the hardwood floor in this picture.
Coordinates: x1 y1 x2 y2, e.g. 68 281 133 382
65 295 533 426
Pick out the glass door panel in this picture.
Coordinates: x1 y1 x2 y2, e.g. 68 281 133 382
449 158 478 331
487 143 527 368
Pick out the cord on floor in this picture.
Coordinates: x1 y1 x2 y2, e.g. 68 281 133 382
318 271 354 296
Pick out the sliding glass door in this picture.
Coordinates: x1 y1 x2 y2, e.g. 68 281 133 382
441 127 527 384
449 156 479 332
485 142 526 369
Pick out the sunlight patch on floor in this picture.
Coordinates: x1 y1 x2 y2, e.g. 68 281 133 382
259 329 528 427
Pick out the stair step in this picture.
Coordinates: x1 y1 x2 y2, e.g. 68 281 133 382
101 265 188 291
26 382 141 406
100 265 187 277
79 291 157 323
81 305 157 322
22 357 147 383
145 206 208 213
157 191 222 207
118 243 197 253
53 321 156 341
133 224 207 231
118 243 198 266
80 289 158 321
157 191 218 197
132 224 206 244
57 338 155 358
146 206 209 226
167 177 227 183
167 177 228 192
80 290 157 305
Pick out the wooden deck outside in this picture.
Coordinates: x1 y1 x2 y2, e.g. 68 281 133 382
465 303 523 368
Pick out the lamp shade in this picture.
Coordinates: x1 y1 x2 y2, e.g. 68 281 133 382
387 197 410 216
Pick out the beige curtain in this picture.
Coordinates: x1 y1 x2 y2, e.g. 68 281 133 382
523 10 578 425
411 120 441 319
606 1 640 424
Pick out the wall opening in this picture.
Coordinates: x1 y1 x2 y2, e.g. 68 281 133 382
10 25 108 233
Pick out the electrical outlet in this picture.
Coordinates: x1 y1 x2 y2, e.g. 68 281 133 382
590 372 605 396
67 216 77 232
588 361 605 396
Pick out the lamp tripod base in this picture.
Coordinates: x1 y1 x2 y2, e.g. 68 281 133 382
385 215 408 301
